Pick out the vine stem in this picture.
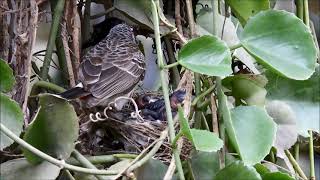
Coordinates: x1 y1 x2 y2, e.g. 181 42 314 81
0 123 117 175
284 150 308 180
308 130 315 180
171 131 183 149
163 61 179 69
40 0 65 81
151 1 185 180
192 85 215 106
229 43 242 51
72 150 107 180
303 0 309 28
295 0 304 20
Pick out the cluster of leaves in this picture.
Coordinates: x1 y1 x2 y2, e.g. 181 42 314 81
0 0 319 179
0 60 79 179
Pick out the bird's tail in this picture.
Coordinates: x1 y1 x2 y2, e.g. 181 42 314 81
59 83 89 99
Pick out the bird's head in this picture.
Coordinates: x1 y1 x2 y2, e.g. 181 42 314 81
109 24 136 42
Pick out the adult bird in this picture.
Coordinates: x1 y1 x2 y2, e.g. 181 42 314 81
59 23 145 109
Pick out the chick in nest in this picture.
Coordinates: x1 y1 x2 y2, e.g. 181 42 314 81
136 89 186 121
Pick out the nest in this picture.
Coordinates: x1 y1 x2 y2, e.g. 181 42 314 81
76 93 192 164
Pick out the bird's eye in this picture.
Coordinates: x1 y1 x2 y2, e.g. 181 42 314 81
130 27 134 31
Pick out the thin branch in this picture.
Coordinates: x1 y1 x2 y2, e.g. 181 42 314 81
295 0 304 20
229 43 242 51
151 1 185 179
163 61 179 69
64 169 76 180
285 150 308 180
192 85 215 106
113 130 167 179
0 123 117 175
175 0 183 34
210 94 219 134
41 0 65 81
126 130 167 173
308 130 315 180
303 0 309 28
82 0 91 45
72 150 108 180
52 0 69 86
164 36 180 88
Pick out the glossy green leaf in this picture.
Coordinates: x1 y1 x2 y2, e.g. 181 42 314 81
189 151 236 179
0 93 24 150
178 106 223 152
262 172 295 180
265 65 319 136
0 158 61 180
214 161 262 180
222 74 268 106
23 94 79 164
178 35 232 77
190 129 223 152
0 60 15 92
240 10 317 80
225 0 270 26
226 106 277 165
189 151 220 179
196 8 260 74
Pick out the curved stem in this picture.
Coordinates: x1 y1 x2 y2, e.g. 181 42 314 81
192 85 215 106
171 131 183 149
0 123 117 175
31 81 66 94
151 1 185 180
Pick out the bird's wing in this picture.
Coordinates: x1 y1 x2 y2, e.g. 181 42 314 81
79 43 145 100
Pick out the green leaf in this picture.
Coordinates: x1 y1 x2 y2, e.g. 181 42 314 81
0 93 24 150
262 172 295 180
222 75 268 106
0 60 15 92
240 10 317 80
225 0 270 26
214 161 262 180
136 159 177 180
0 158 61 180
178 35 232 77
226 106 277 165
23 94 79 164
189 151 236 179
254 163 271 176
265 65 319 136
178 106 223 152
189 151 220 179
190 129 223 152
